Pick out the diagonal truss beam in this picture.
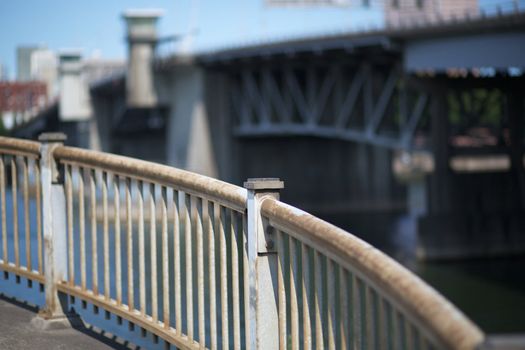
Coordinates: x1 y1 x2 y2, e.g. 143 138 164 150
313 66 337 124
242 70 270 125
366 68 399 138
230 81 244 125
401 94 428 148
261 68 290 124
335 65 367 128
284 67 311 123
231 63 428 150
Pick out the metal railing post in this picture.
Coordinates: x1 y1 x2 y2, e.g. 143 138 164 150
244 178 284 350
38 132 68 320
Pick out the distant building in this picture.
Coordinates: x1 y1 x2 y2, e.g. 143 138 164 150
0 64 8 81
8 48 126 148
16 46 39 81
265 0 480 28
386 0 478 25
30 48 58 98
16 46 59 99
0 81 47 129
265 0 385 30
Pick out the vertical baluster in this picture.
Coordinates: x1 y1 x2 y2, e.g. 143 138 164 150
231 210 241 350
405 318 414 350
417 330 428 350
392 308 400 350
11 157 19 267
314 251 324 350
89 169 98 295
352 274 363 350
35 162 42 274
137 181 145 315
0 156 7 263
193 196 205 344
65 164 74 285
184 193 193 341
378 297 388 350
113 175 121 305
366 286 375 350
161 186 170 329
149 183 157 321
173 190 181 334
205 200 217 349
400 313 408 350
126 178 133 310
302 243 312 350
386 303 393 349
216 203 228 350
102 172 110 300
79 168 86 290
277 230 287 350
242 214 250 349
22 157 30 270
339 268 348 350
290 236 299 350
326 260 336 350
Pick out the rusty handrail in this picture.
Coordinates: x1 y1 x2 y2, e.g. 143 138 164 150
0 137 40 157
0 136 487 349
53 145 247 212
53 143 249 349
0 137 44 280
260 196 485 349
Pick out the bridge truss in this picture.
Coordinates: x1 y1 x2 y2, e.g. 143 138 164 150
229 59 430 150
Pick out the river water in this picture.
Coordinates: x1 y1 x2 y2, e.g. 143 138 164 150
322 211 525 334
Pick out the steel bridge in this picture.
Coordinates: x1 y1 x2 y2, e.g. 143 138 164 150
195 9 525 152
8 7 525 262
172 9 524 261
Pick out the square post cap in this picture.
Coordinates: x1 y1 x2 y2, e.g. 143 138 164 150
123 9 163 42
38 132 67 143
244 178 284 191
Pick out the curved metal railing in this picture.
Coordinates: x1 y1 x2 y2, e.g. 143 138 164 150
0 136 484 349
0 137 43 284
261 198 484 349
54 145 248 349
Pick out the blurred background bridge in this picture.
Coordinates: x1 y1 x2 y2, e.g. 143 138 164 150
1 0 525 340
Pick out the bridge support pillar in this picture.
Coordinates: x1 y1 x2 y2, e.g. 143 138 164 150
508 90 525 210
36 132 70 325
244 178 284 350
122 10 162 108
429 87 451 213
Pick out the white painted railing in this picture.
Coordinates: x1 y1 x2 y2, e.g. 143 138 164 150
0 137 42 285
0 134 484 349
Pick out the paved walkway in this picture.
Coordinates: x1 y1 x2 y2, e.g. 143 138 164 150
0 296 130 350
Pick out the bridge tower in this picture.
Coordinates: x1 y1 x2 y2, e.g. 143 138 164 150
122 9 162 108
57 50 92 148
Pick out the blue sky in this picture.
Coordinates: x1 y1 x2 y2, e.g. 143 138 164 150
0 0 515 79
0 0 384 78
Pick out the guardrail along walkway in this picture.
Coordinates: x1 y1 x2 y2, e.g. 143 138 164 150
0 134 484 349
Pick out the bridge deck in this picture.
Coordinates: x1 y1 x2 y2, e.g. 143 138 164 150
0 296 129 350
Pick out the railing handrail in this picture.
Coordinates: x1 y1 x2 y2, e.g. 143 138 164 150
53 145 248 212
260 196 485 349
0 135 487 349
0 137 40 157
